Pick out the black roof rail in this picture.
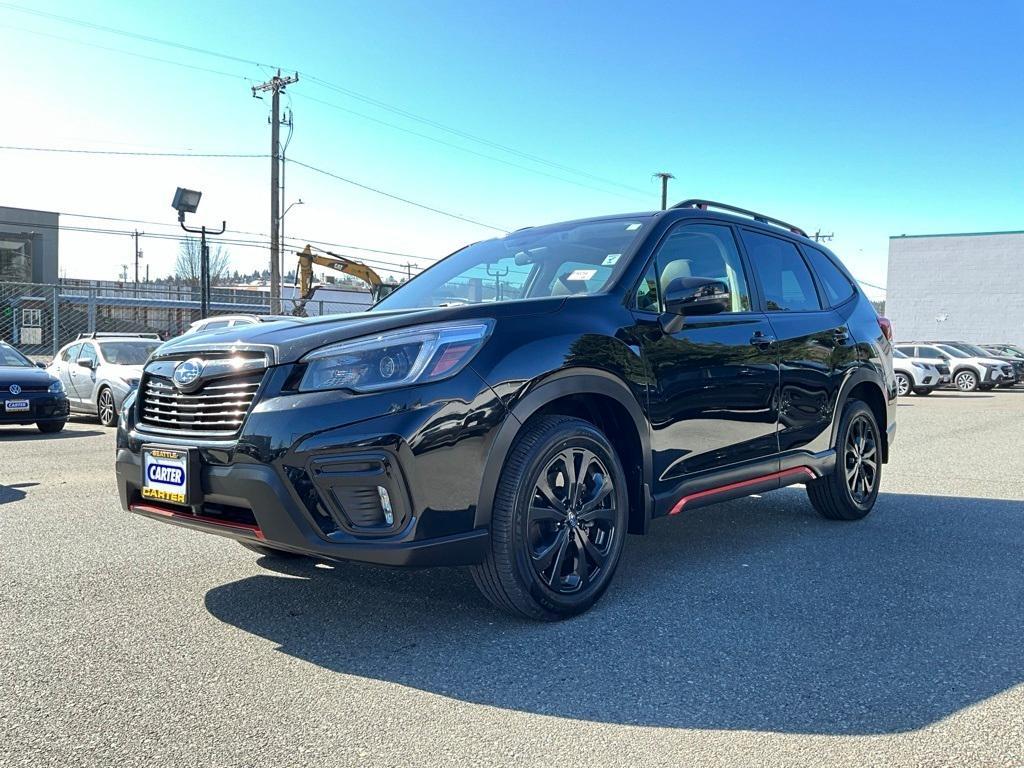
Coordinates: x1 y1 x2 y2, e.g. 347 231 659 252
671 199 808 238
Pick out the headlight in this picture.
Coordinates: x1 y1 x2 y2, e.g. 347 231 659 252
300 321 492 393
911 362 925 370
121 389 138 419
120 377 140 388
47 379 64 394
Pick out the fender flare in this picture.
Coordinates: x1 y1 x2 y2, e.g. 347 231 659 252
828 365 890 452
474 369 652 530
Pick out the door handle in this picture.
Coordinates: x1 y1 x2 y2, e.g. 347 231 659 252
750 331 776 347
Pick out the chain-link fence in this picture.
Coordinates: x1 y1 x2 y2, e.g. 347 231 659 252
1 281 372 362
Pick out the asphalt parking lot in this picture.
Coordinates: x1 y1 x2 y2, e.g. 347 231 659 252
2 391 1022 767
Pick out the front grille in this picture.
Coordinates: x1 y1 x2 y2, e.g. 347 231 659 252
139 371 264 436
1001 365 1013 377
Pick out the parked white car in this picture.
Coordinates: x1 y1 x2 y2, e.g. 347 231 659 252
182 314 292 336
47 333 162 426
897 343 1012 392
892 349 948 396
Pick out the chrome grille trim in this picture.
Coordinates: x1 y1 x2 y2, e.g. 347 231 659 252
138 368 265 437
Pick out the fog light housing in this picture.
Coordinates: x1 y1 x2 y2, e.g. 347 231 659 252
377 486 394 526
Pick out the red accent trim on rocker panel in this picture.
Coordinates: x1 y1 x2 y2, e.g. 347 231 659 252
129 503 265 539
668 467 817 516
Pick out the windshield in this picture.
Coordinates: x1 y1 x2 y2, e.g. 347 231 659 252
98 341 161 365
937 344 969 359
958 343 993 357
893 349 907 359
373 217 649 311
0 344 32 367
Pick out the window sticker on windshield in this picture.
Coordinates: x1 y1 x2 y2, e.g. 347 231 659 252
567 269 597 282
602 253 621 266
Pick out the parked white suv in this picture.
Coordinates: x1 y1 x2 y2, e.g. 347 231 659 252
898 343 1011 392
892 349 948 396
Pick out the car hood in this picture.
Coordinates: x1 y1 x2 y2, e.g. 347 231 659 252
0 365 57 387
152 298 565 365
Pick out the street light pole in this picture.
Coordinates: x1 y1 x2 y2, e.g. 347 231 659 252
178 218 226 319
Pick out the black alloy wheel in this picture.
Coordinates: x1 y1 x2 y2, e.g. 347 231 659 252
471 415 628 620
843 414 878 505
806 399 881 520
527 446 617 594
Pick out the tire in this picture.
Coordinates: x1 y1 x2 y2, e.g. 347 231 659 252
894 373 911 397
978 383 994 392
912 387 933 396
953 369 978 392
806 400 881 521
238 541 305 559
97 387 118 427
471 415 629 621
37 420 66 433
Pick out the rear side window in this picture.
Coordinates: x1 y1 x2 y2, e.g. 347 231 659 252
61 343 82 362
802 246 855 306
740 230 822 312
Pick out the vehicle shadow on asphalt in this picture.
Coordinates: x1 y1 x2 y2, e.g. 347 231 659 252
0 482 38 504
204 489 1024 735
0 427 105 440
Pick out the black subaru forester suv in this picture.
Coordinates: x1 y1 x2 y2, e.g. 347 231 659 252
116 200 895 620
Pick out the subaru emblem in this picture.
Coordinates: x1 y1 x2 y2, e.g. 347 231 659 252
8 384 21 395
172 358 204 391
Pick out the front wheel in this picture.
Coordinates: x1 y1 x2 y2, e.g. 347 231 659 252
954 370 979 392
97 387 118 427
471 415 628 620
807 400 881 521
894 373 911 397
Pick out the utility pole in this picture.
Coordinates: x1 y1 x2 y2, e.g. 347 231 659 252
253 70 299 314
133 230 144 284
813 229 834 243
402 262 418 282
653 172 675 210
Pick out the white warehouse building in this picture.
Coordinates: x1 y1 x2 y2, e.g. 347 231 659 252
886 230 1024 346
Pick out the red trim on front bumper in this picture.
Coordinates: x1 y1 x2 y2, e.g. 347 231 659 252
129 502 265 539
668 466 817 516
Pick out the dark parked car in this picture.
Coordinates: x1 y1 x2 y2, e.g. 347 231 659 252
115 200 896 619
0 341 69 433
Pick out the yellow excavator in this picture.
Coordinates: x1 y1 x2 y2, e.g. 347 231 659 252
292 244 395 316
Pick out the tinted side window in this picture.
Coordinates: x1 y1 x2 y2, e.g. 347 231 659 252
802 246 855 306
635 261 659 312
655 223 752 312
741 230 822 312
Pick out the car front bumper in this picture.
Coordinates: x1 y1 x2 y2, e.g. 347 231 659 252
0 393 69 424
115 365 505 567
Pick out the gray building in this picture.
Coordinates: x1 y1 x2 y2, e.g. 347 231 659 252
0 206 60 284
886 230 1024 346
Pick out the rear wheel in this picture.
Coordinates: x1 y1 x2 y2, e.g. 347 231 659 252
97 387 117 427
954 370 978 392
37 420 66 433
894 373 911 397
471 415 628 620
807 400 881 521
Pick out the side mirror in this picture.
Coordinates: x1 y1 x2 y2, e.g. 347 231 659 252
35 362 46 369
77 358 95 369
664 277 731 317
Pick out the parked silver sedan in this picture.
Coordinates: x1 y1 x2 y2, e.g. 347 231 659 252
47 334 162 427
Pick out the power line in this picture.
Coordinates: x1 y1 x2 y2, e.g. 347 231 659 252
293 92 649 203
0 2 645 197
1 147 264 159
287 158 509 233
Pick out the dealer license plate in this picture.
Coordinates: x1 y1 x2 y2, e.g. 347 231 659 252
4 399 30 412
142 446 190 505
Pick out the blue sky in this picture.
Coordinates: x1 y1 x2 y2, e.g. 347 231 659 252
2 0 1022 295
